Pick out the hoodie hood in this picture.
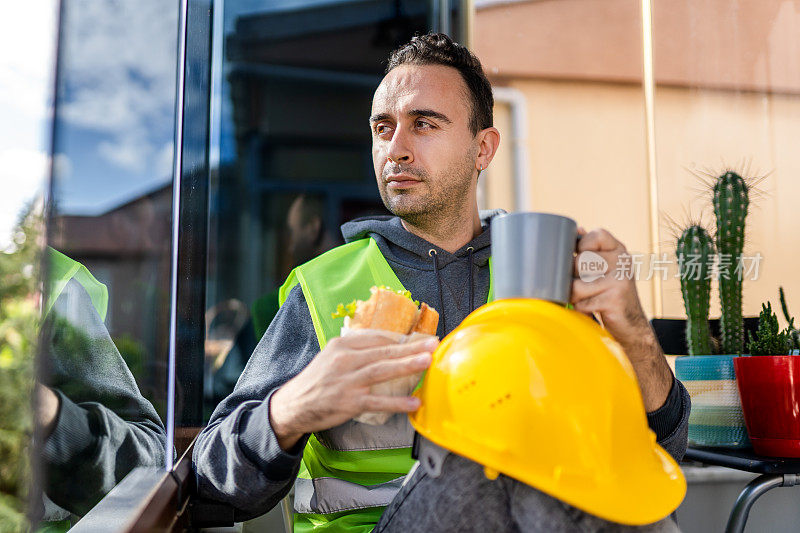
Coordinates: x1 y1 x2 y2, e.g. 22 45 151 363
341 209 504 269
339 210 505 336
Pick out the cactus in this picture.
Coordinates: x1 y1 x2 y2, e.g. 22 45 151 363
713 171 749 355
779 287 800 350
747 302 793 355
677 225 715 355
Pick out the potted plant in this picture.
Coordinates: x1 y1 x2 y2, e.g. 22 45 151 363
673 171 752 448
734 291 800 457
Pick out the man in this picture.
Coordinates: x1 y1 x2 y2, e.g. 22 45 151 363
194 33 688 532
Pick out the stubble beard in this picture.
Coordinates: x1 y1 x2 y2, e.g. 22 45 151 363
378 154 475 234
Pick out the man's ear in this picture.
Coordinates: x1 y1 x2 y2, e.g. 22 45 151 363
475 127 500 172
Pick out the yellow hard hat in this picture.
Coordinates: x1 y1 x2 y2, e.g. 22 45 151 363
409 299 686 526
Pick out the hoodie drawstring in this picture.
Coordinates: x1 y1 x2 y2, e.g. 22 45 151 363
430 247 478 335
429 249 446 335
467 247 475 313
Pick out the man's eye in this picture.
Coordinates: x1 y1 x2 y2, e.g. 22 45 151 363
416 120 433 129
375 123 392 135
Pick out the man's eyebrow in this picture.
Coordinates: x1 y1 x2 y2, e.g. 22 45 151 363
369 112 391 124
368 109 453 124
409 109 452 124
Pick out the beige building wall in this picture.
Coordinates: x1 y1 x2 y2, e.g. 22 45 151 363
484 83 800 323
655 87 800 325
482 101 515 213
475 0 800 324
484 81 655 316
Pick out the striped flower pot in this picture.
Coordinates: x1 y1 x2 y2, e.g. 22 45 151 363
675 355 750 448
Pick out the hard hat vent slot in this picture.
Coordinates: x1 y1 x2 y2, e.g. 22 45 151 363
490 393 512 409
457 380 478 394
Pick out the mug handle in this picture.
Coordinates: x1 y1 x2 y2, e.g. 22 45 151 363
574 233 582 252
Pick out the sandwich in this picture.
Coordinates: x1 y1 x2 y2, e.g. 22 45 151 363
332 286 438 425
332 286 439 335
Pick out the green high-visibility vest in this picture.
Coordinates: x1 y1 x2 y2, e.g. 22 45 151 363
279 237 493 533
45 247 108 321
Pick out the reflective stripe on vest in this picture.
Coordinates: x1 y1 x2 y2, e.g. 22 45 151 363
294 476 406 515
279 237 492 532
45 247 109 321
314 413 413 452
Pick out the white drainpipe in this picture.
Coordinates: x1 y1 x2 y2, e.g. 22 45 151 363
491 86 530 212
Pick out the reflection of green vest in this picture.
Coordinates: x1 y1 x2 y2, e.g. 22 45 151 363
45 247 108 321
40 248 108 532
279 238 492 533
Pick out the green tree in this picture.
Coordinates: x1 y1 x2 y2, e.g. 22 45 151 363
0 201 42 532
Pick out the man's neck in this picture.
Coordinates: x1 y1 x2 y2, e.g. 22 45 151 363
400 209 483 253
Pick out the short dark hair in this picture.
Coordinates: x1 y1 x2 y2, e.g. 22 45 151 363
386 33 493 136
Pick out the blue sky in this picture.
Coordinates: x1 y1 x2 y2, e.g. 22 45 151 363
51 0 178 215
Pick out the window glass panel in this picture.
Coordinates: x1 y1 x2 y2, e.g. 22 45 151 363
34 0 178 525
201 0 438 418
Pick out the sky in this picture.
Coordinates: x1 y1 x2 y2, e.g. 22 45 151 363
0 0 179 252
0 0 359 250
0 1 57 250
51 0 177 216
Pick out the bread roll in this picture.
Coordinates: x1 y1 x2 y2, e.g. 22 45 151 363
350 288 419 334
411 303 439 335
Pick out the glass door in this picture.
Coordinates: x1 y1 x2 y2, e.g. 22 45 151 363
34 0 179 526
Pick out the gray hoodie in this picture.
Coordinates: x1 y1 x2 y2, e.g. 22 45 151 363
193 212 690 521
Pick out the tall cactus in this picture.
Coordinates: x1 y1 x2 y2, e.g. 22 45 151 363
713 171 749 355
677 225 715 355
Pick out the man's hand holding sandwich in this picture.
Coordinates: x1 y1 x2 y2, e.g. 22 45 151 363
270 288 440 451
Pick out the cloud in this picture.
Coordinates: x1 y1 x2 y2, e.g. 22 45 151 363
0 1 57 155
97 134 151 174
155 142 175 179
0 148 48 249
0 1 56 248
0 1 57 119
53 153 73 181
57 0 178 174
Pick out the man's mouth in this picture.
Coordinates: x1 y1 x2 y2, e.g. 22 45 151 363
386 174 422 189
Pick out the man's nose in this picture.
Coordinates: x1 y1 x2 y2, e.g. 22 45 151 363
387 125 413 164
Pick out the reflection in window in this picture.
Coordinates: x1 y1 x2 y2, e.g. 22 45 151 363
34 0 178 526
37 247 167 520
203 0 438 417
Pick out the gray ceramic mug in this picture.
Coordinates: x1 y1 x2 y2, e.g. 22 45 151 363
491 212 579 304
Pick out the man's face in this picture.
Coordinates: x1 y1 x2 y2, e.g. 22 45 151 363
370 64 478 223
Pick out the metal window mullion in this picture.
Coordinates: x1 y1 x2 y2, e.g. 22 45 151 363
165 0 189 472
